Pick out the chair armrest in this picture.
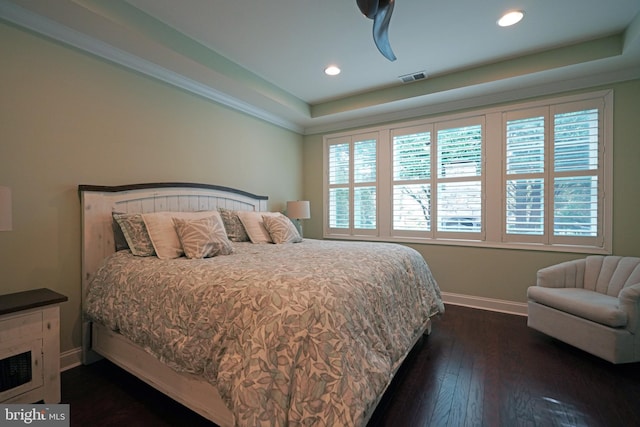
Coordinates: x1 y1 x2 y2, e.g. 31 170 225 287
619 283 640 333
537 259 586 288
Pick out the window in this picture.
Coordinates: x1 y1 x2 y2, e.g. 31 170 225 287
505 112 546 239
552 106 601 245
328 141 349 229
503 102 603 247
435 119 483 237
324 91 612 253
392 126 432 233
326 132 378 236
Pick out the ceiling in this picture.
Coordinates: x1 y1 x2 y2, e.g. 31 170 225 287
2 0 640 134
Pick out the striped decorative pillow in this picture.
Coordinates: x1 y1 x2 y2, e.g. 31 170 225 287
236 211 281 244
143 211 222 259
218 208 250 242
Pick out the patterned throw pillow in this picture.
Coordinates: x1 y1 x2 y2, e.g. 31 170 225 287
262 213 303 244
112 213 155 256
142 211 223 259
219 208 250 242
173 215 233 259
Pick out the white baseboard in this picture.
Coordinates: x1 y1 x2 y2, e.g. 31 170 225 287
60 347 83 372
441 292 528 316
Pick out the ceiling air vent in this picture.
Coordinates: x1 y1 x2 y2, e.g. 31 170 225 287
399 71 427 83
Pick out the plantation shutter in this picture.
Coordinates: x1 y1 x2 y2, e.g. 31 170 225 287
551 102 602 246
504 109 547 242
391 125 432 234
353 137 377 230
328 140 350 229
326 133 378 236
435 119 483 236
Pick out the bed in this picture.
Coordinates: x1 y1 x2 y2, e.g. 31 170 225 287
79 182 444 427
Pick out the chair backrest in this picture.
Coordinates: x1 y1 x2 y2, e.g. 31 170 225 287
583 256 640 296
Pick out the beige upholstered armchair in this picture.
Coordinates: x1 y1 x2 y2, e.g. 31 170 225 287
527 255 640 364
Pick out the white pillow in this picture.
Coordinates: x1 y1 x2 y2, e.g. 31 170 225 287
142 211 223 259
235 211 281 243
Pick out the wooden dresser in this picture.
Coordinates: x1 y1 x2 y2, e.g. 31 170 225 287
0 288 67 403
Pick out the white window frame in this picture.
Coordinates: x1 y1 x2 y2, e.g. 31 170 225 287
323 90 613 254
433 116 485 241
325 131 379 238
389 123 434 239
501 106 550 245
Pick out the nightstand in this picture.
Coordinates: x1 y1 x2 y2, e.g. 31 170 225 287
0 288 67 404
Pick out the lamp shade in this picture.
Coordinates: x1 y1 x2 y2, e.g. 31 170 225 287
286 200 310 220
0 186 12 231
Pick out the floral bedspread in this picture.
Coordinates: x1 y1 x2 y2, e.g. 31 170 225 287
85 239 444 426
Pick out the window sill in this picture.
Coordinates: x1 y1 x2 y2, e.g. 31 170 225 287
322 234 611 255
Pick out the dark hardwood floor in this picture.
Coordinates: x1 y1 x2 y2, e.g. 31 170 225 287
61 305 640 426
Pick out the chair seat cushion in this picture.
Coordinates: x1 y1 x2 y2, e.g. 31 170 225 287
527 287 626 328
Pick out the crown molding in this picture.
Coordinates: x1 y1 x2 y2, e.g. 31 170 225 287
0 0 305 134
303 65 640 135
3 0 638 137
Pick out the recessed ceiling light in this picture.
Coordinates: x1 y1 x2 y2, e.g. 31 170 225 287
325 65 341 76
497 10 524 27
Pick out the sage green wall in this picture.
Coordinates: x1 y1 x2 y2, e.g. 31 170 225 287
303 79 640 303
0 23 304 354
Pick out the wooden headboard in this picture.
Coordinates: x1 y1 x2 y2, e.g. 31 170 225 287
78 182 268 360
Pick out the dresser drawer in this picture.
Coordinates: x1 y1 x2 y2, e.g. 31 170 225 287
0 312 43 344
